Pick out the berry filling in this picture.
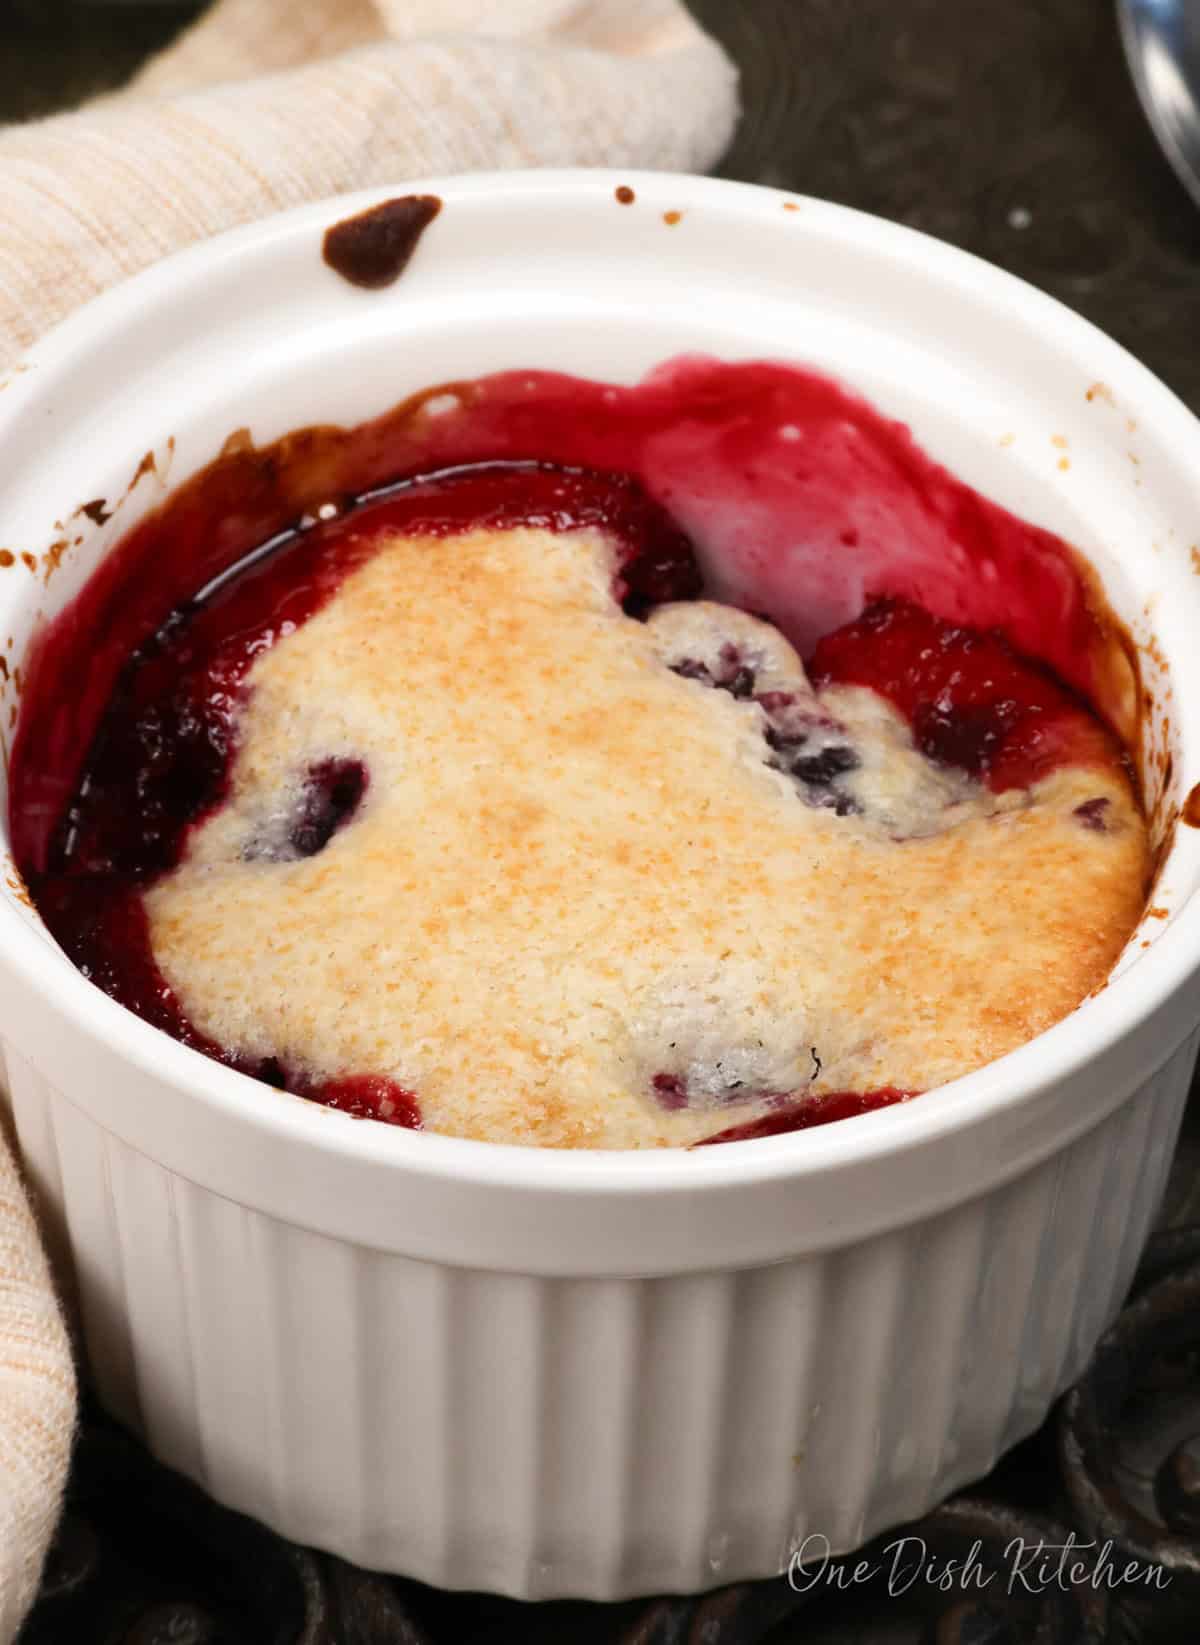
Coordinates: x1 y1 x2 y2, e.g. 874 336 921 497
7 358 1146 1149
665 639 865 815
669 645 758 700
651 1058 823 1115
693 1088 914 1145
762 713 863 816
295 1073 420 1128
290 759 369 859
810 596 1122 792
24 465 703 1138
244 757 369 863
1074 796 1112 832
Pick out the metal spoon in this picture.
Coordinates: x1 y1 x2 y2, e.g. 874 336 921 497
1118 0 1200 208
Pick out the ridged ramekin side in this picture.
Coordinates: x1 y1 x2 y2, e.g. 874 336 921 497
4 1034 1193 1600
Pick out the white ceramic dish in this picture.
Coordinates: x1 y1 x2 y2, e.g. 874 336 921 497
2 171 1200 1600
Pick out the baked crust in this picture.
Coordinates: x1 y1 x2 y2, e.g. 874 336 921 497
145 524 1148 1148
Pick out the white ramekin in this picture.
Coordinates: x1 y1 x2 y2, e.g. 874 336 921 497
2 172 1200 1601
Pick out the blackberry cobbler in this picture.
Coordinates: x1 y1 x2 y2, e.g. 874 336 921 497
11 360 1150 1148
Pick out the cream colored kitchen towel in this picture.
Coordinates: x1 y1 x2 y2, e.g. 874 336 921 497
0 0 739 374
0 1128 74 1645
0 2 738 1637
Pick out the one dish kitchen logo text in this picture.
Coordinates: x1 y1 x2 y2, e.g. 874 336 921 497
788 1532 1171 1597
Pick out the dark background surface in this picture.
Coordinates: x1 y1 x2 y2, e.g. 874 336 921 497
8 3 1200 1641
6 0 1200 410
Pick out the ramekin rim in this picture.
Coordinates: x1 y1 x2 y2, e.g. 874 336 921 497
2 167 1200 1194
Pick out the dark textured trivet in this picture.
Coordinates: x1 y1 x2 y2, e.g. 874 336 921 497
689 0 1200 421
14 1424 1114 1645
1060 1255 1200 1640
16 1416 1129 1645
17 1219 1200 1645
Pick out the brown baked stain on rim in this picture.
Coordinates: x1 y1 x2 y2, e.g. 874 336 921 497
9 435 176 596
1143 628 1169 676
34 497 120 589
3 861 32 909
614 185 636 205
1074 571 1178 894
41 539 70 586
322 195 443 290
220 428 254 461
